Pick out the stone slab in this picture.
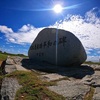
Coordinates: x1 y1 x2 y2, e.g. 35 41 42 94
1 78 21 100
5 65 16 74
48 80 90 99
93 87 100 100
40 73 65 81
15 64 28 71
6 58 14 65
81 74 100 87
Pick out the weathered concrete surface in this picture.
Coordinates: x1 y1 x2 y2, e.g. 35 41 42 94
94 65 100 71
48 80 90 100
2 56 100 100
0 56 28 100
28 28 87 66
93 87 100 100
15 64 28 71
33 63 99 100
13 56 23 65
5 65 16 74
81 72 100 87
4 56 28 74
1 78 21 100
6 58 14 65
40 73 65 81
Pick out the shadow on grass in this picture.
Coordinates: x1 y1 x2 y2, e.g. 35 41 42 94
21 59 94 79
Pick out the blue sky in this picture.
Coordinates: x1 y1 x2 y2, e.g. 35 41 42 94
0 0 100 62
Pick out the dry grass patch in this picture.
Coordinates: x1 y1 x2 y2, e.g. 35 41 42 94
6 71 65 100
84 87 95 100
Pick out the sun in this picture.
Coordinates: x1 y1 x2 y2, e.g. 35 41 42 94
53 4 63 13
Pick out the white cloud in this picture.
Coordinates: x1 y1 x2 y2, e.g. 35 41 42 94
0 8 99 47
85 7 100 24
0 25 13 34
0 24 43 44
87 56 100 62
52 8 100 49
18 24 35 32
0 7 100 61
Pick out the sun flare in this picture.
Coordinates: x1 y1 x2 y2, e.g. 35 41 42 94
53 4 63 13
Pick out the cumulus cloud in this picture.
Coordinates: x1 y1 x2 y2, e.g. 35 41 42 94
0 25 13 34
0 24 43 44
52 8 100 50
18 24 35 32
87 56 100 62
0 7 99 47
85 7 100 24
0 7 100 61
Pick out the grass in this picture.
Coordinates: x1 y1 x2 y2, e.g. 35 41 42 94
0 52 27 62
84 61 100 65
0 52 28 66
84 87 95 100
6 71 65 100
0 53 7 62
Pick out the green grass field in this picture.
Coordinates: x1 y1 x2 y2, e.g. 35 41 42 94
0 53 7 61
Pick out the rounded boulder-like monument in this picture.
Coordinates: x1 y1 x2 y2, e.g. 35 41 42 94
28 28 87 66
